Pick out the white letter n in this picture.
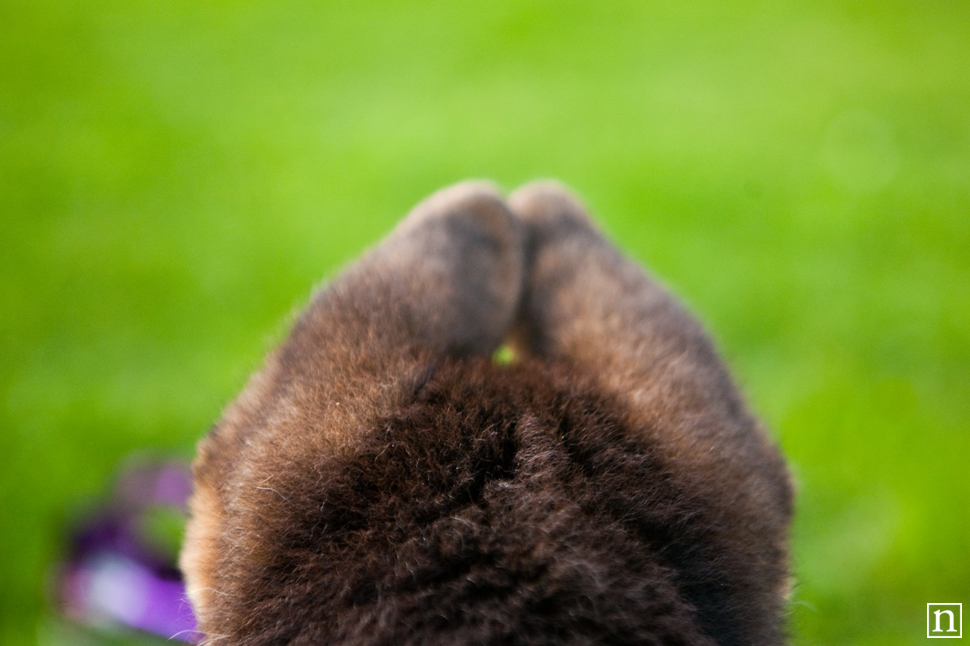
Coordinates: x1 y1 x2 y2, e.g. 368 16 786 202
934 609 957 633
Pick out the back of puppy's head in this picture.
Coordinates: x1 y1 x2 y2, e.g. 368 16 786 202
181 181 792 646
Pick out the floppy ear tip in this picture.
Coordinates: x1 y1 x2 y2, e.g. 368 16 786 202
397 179 514 238
508 180 598 231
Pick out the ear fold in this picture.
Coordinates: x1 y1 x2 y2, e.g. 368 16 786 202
323 180 525 358
181 181 524 630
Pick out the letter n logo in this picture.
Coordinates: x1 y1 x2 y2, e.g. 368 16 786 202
928 603 963 638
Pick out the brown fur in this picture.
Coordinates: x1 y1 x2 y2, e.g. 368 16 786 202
181 181 793 645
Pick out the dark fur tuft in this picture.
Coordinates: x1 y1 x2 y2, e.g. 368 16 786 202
210 358 732 645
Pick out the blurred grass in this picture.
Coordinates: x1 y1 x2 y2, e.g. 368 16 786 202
2 0 968 643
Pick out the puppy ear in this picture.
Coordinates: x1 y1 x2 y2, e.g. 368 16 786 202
509 180 751 432
181 181 524 631
336 179 524 357
507 181 793 642
507 179 788 480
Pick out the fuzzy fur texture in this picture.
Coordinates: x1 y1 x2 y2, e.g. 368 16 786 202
181 181 793 645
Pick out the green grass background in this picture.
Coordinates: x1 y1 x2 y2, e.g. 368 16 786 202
2 0 968 644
